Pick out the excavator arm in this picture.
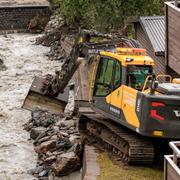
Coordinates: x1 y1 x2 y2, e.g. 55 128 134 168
22 29 141 112
40 30 142 97
41 35 82 96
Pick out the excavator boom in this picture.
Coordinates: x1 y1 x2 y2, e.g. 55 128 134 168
23 30 140 112
22 29 180 166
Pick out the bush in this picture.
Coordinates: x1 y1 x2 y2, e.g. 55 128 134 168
52 0 165 32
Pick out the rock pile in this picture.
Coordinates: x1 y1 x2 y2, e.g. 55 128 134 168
36 13 77 62
24 108 83 179
24 12 82 180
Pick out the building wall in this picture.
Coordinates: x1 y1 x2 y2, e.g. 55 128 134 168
166 3 180 75
134 23 166 76
0 6 50 32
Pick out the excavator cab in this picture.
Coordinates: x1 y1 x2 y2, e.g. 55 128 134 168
90 47 180 140
91 48 155 120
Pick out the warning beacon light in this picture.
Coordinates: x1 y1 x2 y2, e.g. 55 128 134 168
116 48 147 55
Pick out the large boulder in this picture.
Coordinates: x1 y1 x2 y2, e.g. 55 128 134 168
31 108 64 127
34 140 56 154
69 135 81 144
30 127 46 140
52 152 81 176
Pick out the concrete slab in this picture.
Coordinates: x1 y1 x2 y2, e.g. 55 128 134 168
0 0 49 7
82 146 100 180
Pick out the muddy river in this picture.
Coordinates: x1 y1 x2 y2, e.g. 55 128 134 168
0 33 60 179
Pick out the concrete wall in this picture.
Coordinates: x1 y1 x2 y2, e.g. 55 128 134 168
0 5 50 32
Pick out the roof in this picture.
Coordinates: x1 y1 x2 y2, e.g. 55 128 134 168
100 51 155 67
165 2 180 14
138 16 165 55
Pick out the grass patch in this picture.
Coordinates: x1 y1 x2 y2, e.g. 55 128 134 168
98 153 163 180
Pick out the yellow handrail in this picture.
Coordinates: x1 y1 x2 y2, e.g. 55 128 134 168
156 74 172 83
142 75 153 92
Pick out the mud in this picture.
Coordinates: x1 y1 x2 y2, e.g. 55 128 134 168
0 33 60 179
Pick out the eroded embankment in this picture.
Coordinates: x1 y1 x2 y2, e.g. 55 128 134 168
0 33 60 179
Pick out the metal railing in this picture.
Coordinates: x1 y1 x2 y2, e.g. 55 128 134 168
164 141 180 180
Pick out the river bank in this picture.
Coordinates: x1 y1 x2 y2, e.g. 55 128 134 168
0 33 59 179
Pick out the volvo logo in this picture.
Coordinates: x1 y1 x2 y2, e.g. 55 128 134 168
174 110 180 117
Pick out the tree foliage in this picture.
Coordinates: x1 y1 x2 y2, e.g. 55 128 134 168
52 0 165 32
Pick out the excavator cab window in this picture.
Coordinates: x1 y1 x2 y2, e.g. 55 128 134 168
127 65 152 90
94 56 121 96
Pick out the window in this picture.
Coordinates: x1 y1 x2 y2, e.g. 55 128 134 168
127 65 152 90
94 57 121 96
113 61 121 89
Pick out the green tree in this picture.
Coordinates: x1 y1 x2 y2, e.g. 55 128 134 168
52 0 165 32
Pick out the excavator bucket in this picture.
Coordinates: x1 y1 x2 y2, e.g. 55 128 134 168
22 77 69 113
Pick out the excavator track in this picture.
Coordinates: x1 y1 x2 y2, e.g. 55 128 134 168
79 112 154 165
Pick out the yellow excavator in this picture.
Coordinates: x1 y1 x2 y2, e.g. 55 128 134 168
23 30 180 165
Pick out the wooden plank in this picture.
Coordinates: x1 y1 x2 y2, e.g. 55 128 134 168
168 53 180 63
166 160 180 180
165 4 169 66
166 4 180 75
169 55 180 74
164 155 180 180
168 7 180 20
168 30 180 43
